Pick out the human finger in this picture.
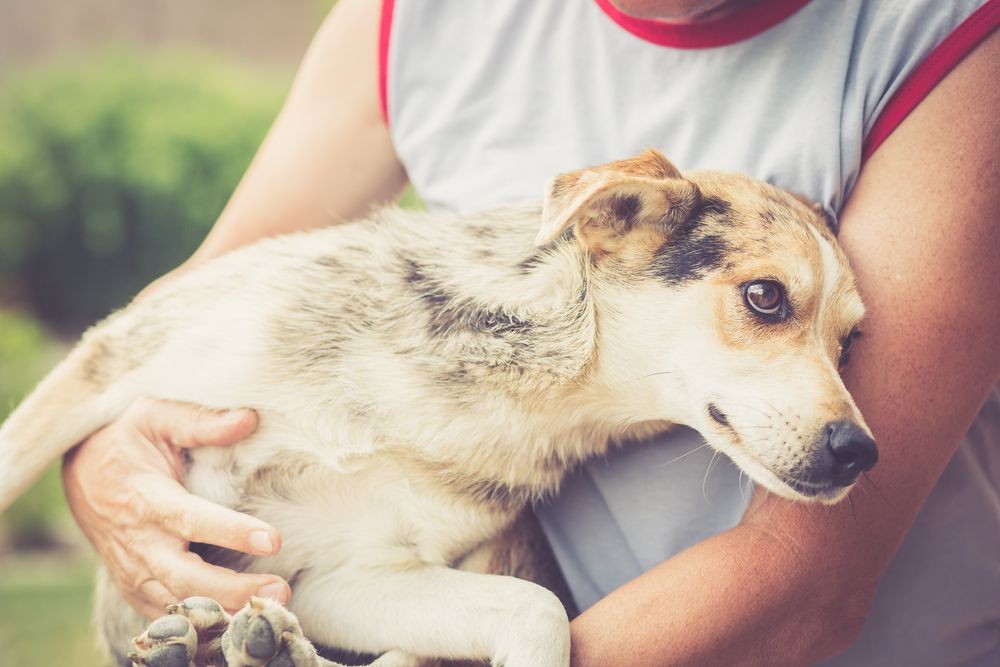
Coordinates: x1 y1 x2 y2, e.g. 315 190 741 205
153 481 280 557
125 397 259 449
150 551 290 613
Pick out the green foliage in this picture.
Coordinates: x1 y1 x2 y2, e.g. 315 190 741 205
0 309 68 548
0 52 285 333
0 308 53 414
315 0 339 18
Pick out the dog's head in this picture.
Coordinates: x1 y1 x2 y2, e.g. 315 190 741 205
541 149 874 503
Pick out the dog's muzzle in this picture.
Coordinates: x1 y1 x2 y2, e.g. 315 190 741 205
808 420 878 488
787 420 878 495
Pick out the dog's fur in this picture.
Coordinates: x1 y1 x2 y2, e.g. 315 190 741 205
0 150 872 666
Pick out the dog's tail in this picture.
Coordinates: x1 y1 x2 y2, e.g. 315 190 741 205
0 327 135 512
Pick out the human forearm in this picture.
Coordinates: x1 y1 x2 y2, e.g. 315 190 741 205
570 520 860 666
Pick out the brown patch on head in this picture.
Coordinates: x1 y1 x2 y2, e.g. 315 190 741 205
674 171 864 363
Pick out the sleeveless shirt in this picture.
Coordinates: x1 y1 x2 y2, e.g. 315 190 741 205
381 1 1000 664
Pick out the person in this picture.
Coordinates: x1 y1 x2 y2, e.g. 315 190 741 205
62 0 1000 664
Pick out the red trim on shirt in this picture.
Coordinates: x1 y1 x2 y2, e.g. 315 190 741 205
594 0 812 49
378 0 396 126
862 0 1000 163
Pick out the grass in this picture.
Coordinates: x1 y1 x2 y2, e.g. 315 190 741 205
0 552 107 666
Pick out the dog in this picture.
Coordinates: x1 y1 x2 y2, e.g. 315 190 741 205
0 149 876 667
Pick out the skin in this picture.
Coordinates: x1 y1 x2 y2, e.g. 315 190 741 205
609 0 759 21
62 0 1000 663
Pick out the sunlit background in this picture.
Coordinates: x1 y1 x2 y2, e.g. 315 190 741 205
0 1 336 664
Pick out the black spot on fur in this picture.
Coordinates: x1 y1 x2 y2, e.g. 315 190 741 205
758 207 777 226
439 367 471 386
315 255 342 272
518 231 571 273
607 193 643 228
693 196 732 220
517 250 547 272
463 478 535 513
471 225 498 239
405 260 533 338
405 260 447 308
81 339 113 385
644 192 734 284
651 226 730 286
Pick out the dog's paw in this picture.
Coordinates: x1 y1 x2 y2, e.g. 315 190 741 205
222 596 321 667
165 596 230 630
129 613 198 667
130 596 232 667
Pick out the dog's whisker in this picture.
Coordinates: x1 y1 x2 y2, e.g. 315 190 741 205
738 469 753 505
738 436 774 447
654 442 710 468
702 449 723 502
634 370 674 381
861 472 893 508
764 490 782 521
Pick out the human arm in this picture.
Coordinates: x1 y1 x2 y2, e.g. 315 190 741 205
569 29 1000 666
186 0 405 268
62 0 404 618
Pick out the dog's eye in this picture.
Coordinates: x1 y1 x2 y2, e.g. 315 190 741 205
839 329 862 368
743 280 787 319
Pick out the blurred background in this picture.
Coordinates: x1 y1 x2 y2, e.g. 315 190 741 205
0 1 336 663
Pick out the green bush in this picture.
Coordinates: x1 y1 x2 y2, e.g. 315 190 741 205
0 52 285 334
0 308 54 414
0 309 65 548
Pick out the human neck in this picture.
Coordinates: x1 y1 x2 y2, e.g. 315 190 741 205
608 0 760 22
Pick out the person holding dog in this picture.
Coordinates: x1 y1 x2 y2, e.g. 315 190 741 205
62 0 1000 664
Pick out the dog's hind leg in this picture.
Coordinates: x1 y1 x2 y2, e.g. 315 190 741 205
289 566 570 667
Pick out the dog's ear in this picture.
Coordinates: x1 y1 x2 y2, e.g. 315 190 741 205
537 149 701 252
790 192 839 235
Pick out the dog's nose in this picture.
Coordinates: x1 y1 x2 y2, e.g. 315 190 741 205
824 420 878 486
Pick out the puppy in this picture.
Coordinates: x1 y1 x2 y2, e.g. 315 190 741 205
0 150 876 667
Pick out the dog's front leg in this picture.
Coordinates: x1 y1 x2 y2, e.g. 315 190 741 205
291 565 570 667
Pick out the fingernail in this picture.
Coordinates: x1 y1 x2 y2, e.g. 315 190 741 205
249 530 274 554
257 581 287 602
224 409 250 424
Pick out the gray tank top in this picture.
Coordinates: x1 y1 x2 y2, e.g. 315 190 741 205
383 0 1000 663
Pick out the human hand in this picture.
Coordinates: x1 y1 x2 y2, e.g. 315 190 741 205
62 398 290 619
